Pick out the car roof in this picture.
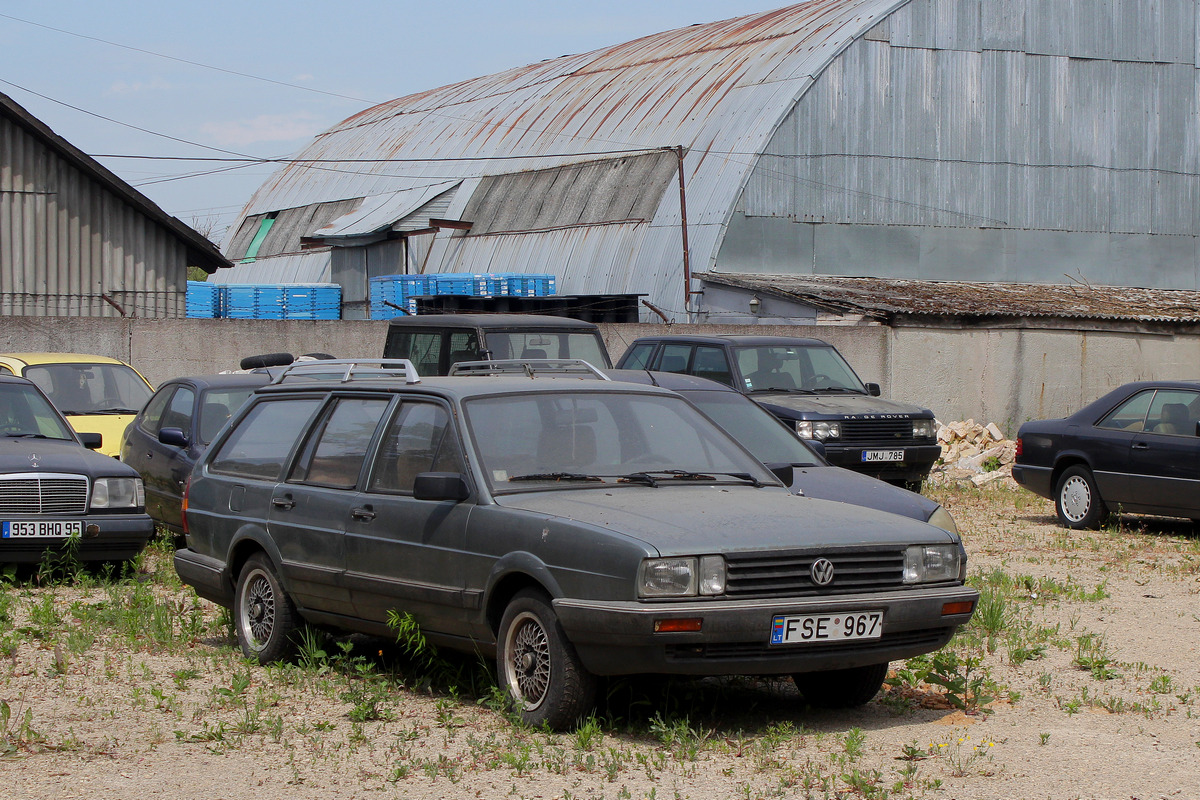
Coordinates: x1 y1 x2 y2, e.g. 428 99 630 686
256 371 678 402
627 334 832 347
160 373 274 391
386 314 599 330
606 369 738 393
0 352 132 366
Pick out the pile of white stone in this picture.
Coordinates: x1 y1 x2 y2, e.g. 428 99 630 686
928 420 1019 488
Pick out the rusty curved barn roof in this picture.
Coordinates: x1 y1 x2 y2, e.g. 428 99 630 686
220 0 908 309
702 273 1200 325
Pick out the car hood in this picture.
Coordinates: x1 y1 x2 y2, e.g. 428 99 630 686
63 414 137 458
492 486 954 556
786 466 938 522
1 436 133 475
752 393 930 419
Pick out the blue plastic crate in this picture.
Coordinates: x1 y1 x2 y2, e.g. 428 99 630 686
185 281 221 318
506 274 557 297
431 274 475 295
472 273 511 296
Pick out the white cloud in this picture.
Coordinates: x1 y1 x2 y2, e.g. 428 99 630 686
200 112 325 147
107 77 172 95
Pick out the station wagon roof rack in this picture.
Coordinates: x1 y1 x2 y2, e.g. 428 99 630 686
449 359 610 380
272 359 422 385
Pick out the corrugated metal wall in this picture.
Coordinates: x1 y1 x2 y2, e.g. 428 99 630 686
729 0 1200 289
1 114 190 317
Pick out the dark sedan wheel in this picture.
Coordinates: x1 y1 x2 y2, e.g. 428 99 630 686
793 662 889 708
1054 465 1107 530
497 589 596 731
235 553 299 664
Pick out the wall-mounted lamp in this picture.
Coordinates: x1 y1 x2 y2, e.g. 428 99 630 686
748 295 761 314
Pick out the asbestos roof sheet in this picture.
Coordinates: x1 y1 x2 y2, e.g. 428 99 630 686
312 181 460 239
702 273 1200 324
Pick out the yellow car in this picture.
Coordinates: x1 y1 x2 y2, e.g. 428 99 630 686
0 353 154 457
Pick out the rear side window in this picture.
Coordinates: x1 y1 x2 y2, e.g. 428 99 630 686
692 346 733 386
209 398 322 480
138 387 175 436
1096 390 1155 431
291 397 392 488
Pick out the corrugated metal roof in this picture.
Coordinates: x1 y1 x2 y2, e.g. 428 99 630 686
313 181 459 239
701 273 1200 323
222 0 910 315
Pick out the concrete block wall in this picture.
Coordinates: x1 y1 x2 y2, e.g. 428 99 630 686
3 316 1198 437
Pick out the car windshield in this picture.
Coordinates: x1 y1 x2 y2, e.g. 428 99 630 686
484 332 610 368
0 383 77 440
24 363 153 415
680 391 823 467
463 391 775 492
733 345 866 394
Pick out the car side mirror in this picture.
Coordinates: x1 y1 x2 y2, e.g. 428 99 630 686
158 427 189 448
413 472 470 502
865 382 882 397
79 432 103 450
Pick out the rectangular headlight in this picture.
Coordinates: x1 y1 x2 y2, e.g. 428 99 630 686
912 419 935 438
796 420 841 440
639 558 696 597
902 544 961 584
91 477 145 510
698 556 726 596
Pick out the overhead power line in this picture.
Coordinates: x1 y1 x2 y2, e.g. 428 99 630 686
0 12 379 105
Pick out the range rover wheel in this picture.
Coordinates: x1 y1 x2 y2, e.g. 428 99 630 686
496 589 596 731
793 662 889 708
235 553 299 664
1054 465 1107 530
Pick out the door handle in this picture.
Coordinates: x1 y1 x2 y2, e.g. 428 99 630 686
351 506 376 521
271 496 295 510
1132 442 1150 450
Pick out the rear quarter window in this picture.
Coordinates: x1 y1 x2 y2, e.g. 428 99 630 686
209 397 322 480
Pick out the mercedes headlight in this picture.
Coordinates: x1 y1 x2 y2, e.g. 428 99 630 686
92 477 145 510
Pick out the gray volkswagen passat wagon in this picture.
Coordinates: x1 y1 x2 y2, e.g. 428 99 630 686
175 360 977 730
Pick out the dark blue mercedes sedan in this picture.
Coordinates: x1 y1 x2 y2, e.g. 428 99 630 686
1012 380 1200 529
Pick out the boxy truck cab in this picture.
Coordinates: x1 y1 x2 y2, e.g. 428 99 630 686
382 314 612 376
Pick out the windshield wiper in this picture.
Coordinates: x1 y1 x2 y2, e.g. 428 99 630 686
816 387 865 394
621 470 765 488
509 472 604 483
750 388 818 395
93 408 141 415
2 433 48 439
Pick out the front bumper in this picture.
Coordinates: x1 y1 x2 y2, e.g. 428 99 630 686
0 513 155 563
822 444 942 481
554 585 977 676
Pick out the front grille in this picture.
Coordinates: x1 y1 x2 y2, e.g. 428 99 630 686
839 418 915 445
725 547 904 598
0 474 89 514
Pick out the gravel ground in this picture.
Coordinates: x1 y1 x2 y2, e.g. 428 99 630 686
2 486 1199 800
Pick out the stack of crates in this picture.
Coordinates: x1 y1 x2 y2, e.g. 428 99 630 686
220 284 342 319
280 285 341 319
185 281 223 318
369 272 558 318
370 275 433 318
506 274 556 297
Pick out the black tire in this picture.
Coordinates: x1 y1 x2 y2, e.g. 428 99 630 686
235 553 299 664
1054 465 1107 530
496 589 597 730
239 352 294 370
793 662 889 708
299 352 336 360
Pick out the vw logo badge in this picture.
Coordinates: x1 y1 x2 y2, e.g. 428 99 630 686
810 558 835 586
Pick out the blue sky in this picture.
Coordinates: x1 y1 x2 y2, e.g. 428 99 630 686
0 1 777 242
